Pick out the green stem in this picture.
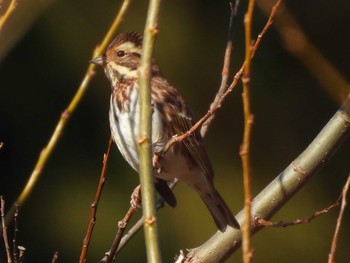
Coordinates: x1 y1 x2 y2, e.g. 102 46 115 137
138 0 162 262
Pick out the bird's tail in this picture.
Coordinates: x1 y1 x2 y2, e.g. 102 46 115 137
200 189 240 231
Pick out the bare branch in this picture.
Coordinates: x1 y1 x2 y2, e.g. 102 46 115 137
12 204 19 263
241 0 256 261
1 196 13 263
0 0 17 31
51 251 59 263
328 175 350 263
100 186 141 263
138 0 163 262
79 138 113 263
255 191 342 227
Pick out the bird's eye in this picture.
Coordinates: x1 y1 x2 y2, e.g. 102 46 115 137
117 50 126 57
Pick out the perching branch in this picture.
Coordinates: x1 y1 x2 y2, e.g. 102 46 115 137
138 0 163 262
183 93 350 262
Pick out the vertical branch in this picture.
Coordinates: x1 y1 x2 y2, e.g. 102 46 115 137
12 204 19 263
138 0 162 262
241 0 255 262
79 138 113 263
1 197 13 263
51 252 59 263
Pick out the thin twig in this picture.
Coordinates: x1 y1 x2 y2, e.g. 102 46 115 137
79 138 113 263
100 180 176 261
12 204 19 263
255 191 343 228
1 197 13 263
3 0 131 229
201 0 240 137
101 185 142 262
162 0 280 157
101 206 136 263
0 0 17 31
51 251 59 263
17 246 25 263
138 0 163 261
328 175 350 263
241 0 256 262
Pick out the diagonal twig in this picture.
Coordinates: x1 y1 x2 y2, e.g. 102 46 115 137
79 138 113 263
254 187 343 228
0 0 17 31
328 174 350 263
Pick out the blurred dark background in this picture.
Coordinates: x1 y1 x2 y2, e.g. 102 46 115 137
0 0 349 262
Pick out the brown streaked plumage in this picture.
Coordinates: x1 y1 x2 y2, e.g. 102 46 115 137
91 32 240 231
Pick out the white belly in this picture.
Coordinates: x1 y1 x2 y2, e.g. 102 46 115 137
109 92 166 172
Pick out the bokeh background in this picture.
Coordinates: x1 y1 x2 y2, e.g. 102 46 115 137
1 0 349 262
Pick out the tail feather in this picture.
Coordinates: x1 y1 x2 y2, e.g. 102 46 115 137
200 190 240 231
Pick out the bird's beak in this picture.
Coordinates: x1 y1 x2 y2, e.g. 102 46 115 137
90 55 105 66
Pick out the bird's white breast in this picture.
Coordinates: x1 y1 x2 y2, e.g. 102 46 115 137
109 87 166 172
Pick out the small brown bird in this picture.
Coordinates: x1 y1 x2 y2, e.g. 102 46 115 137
91 32 239 231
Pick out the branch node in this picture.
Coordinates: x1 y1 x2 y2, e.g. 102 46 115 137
144 216 156 225
291 162 307 176
138 135 148 144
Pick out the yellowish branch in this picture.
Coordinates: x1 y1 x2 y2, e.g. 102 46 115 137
138 0 163 261
241 0 256 262
0 0 17 31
